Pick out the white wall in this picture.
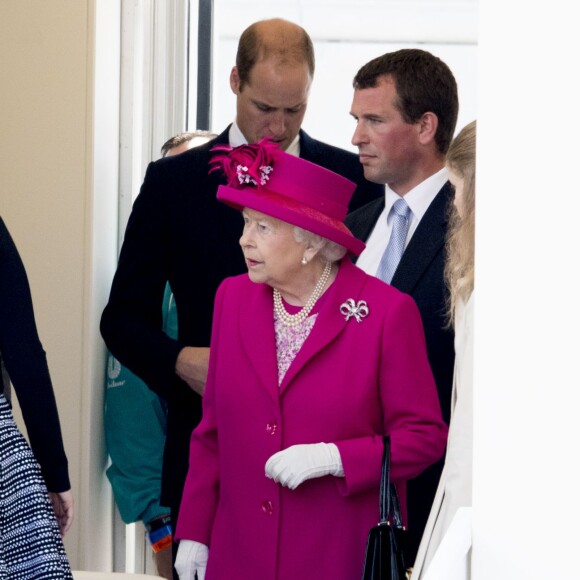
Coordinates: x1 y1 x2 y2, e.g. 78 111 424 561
209 0 478 147
475 1 580 578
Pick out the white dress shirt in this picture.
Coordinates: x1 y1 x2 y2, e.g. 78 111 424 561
228 121 300 156
356 168 449 276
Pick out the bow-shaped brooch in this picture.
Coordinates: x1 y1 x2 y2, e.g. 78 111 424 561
340 299 369 323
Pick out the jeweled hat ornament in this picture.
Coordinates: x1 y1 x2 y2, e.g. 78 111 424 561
210 138 366 256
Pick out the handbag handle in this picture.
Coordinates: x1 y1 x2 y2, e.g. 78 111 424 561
379 436 404 529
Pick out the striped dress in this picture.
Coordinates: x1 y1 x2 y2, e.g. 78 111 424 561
0 395 72 578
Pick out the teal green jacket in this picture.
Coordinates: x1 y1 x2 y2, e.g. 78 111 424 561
104 285 177 525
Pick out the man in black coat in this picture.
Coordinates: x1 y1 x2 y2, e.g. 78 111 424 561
100 17 382 571
346 48 459 569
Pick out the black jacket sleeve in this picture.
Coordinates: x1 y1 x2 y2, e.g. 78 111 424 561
0 217 70 492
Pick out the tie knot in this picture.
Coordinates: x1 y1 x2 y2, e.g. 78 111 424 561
392 198 410 218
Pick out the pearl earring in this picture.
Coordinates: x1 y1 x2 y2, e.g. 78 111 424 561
301 256 308 265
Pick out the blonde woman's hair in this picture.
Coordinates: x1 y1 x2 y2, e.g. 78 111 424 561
445 120 476 325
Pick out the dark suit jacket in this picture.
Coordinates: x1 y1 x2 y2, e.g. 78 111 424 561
346 183 456 565
100 126 383 516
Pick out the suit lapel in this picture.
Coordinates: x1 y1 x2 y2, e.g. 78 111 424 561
298 129 318 162
346 198 385 252
391 184 452 294
279 260 367 394
237 282 280 404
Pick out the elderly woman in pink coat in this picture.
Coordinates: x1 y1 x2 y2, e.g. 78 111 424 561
174 140 447 580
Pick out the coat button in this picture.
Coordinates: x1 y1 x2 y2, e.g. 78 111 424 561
261 500 274 515
266 422 277 435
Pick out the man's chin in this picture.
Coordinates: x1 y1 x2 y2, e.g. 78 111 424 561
363 168 382 185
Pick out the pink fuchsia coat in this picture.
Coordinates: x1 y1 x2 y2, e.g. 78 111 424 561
175 258 447 580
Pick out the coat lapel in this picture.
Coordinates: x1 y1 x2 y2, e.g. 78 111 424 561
298 129 318 161
279 259 368 394
391 184 452 294
237 281 280 404
346 198 385 247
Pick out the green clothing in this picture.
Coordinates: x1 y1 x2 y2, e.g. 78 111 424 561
104 285 177 525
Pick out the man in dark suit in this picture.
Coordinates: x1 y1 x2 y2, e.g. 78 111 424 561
100 17 382 573
346 49 459 569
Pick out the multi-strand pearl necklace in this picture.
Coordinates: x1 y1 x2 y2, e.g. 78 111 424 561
273 261 333 327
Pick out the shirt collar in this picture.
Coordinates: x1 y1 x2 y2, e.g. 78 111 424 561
228 121 301 156
384 167 448 222
228 121 247 148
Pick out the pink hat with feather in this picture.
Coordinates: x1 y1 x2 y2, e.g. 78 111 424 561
210 139 365 256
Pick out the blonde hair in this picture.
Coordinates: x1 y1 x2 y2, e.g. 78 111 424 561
444 120 476 325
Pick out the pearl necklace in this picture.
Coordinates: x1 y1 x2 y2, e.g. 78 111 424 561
273 261 333 327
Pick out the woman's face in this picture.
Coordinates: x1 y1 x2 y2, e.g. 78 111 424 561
447 166 466 219
239 208 305 289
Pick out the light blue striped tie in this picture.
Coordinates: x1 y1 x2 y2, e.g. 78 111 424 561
376 198 411 284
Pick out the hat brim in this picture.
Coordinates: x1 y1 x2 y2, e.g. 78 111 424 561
217 185 366 256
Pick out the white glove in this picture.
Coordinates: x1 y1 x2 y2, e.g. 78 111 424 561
174 539 209 580
265 442 344 490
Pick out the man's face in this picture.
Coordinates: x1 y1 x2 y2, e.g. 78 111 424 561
350 76 422 194
231 59 311 152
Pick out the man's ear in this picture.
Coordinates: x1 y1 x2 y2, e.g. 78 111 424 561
418 112 439 145
230 66 241 95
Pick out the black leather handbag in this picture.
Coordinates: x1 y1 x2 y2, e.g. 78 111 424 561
361 436 407 580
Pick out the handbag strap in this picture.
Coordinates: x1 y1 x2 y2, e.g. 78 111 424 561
379 435 404 529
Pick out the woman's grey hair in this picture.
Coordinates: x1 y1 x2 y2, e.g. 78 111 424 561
293 227 347 263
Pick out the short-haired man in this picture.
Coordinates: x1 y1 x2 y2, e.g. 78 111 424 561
100 18 382 573
346 48 459 569
159 131 217 158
